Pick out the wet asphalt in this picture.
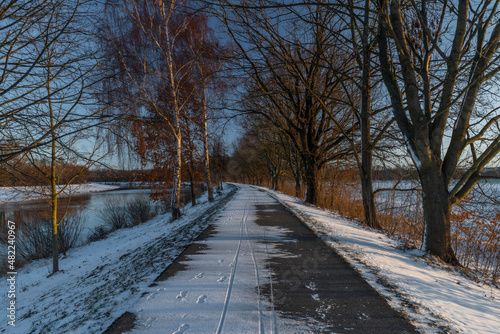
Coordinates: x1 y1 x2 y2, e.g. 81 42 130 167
105 186 418 333
254 201 418 333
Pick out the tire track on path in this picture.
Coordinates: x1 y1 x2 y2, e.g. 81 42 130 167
215 199 250 334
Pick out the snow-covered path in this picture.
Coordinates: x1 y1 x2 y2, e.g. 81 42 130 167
123 185 416 334
128 186 303 333
3 183 497 333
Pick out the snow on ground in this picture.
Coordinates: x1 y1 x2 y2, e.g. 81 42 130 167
127 185 305 334
0 183 120 203
3 182 498 334
261 186 500 334
0 187 235 334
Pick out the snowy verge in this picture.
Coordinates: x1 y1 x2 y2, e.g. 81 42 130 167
0 185 236 334
0 183 121 203
257 186 499 334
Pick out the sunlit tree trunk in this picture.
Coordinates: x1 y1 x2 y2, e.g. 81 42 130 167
171 118 182 219
202 87 214 202
377 0 500 264
49 75 59 274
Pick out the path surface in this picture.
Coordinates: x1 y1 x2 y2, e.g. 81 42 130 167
118 185 417 333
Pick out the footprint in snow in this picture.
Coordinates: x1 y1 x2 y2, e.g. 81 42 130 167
305 282 317 291
196 295 207 304
176 291 187 299
172 323 190 334
217 259 224 265
194 272 204 279
217 276 226 283
144 316 156 328
146 292 155 300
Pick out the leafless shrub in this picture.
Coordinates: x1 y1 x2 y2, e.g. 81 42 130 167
452 208 500 284
98 198 129 230
88 225 110 242
1 212 85 266
126 195 152 226
58 213 85 255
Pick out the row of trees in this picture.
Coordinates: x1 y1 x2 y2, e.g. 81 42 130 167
100 0 230 217
1 0 229 274
3 0 500 271
217 0 500 266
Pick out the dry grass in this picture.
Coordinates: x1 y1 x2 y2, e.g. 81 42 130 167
452 209 500 283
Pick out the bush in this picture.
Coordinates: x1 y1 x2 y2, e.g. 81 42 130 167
126 195 152 226
58 213 85 255
15 219 53 261
6 212 85 263
98 198 129 230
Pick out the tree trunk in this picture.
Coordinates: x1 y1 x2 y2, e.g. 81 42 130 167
202 88 214 202
271 168 279 191
420 171 459 265
358 0 380 230
48 64 59 274
360 151 380 229
217 173 223 190
304 157 318 205
51 151 59 274
295 178 301 198
188 147 196 207
171 126 182 220
294 155 301 197
189 172 196 207
359 72 380 229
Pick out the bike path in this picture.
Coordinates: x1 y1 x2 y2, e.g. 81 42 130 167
106 185 418 333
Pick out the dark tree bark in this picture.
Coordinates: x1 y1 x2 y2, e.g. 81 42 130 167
303 155 318 205
217 1 354 205
376 0 500 264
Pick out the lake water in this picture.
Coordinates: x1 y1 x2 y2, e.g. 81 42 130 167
0 188 160 243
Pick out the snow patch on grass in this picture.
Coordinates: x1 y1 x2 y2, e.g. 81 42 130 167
0 186 236 334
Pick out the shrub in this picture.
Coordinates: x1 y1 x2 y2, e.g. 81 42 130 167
126 195 152 226
58 213 85 255
88 225 110 242
6 212 85 263
98 198 129 230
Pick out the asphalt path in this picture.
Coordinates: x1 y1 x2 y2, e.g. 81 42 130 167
105 185 418 333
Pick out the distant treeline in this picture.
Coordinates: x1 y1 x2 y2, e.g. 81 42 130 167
3 161 497 187
0 159 154 186
0 160 91 187
87 169 153 183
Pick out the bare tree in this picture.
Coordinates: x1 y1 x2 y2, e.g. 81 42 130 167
103 0 205 219
376 0 500 264
217 1 355 204
15 0 110 274
0 0 86 162
187 22 228 202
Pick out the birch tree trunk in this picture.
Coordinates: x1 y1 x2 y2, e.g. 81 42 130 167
202 87 214 202
171 115 182 219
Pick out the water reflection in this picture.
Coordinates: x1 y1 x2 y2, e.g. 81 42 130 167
0 189 157 242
